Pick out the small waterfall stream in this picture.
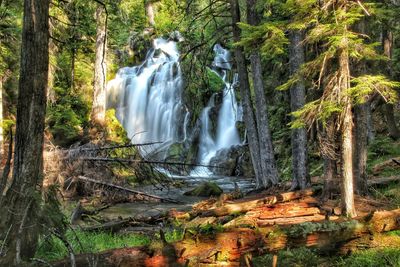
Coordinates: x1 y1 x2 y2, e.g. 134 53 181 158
107 38 241 176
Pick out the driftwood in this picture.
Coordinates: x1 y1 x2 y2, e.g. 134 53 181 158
52 208 400 267
77 176 180 203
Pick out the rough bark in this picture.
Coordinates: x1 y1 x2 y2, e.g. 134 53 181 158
230 0 263 186
354 104 369 195
289 30 309 190
322 122 339 199
339 43 356 217
0 0 49 264
0 77 3 161
91 4 107 126
196 188 317 217
382 28 400 139
353 20 369 195
246 0 279 187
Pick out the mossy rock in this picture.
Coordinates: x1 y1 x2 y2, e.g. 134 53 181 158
184 182 223 197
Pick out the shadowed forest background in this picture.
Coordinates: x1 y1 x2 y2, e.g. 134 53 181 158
0 0 400 266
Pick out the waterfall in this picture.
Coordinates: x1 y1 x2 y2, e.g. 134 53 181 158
107 38 186 157
196 45 241 165
107 38 241 175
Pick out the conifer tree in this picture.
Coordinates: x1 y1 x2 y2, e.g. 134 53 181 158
282 0 400 217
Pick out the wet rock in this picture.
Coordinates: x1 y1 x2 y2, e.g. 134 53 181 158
209 145 254 177
169 31 184 42
184 182 223 197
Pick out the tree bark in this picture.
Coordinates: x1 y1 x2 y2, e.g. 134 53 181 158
230 0 263 187
246 0 279 187
289 30 309 190
354 104 368 195
382 28 400 139
0 0 49 264
91 4 107 126
0 77 3 161
339 43 356 217
352 19 369 195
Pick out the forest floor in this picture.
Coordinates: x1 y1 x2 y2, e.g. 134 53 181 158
34 137 400 266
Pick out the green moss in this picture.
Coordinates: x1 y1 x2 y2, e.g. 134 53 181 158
184 182 223 197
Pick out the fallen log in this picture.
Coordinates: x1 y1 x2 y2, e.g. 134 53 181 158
79 218 142 233
81 157 226 169
372 157 400 174
52 208 400 267
197 188 318 217
77 176 180 203
367 176 400 187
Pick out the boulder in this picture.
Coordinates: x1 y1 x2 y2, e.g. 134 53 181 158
209 145 254 177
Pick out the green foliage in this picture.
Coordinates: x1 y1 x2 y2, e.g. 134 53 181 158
105 109 129 143
47 89 90 146
35 230 150 261
349 75 400 104
206 68 225 93
290 100 342 129
237 22 288 60
336 248 400 267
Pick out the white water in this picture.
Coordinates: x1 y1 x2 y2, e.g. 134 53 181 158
107 39 241 174
107 38 185 156
196 45 241 165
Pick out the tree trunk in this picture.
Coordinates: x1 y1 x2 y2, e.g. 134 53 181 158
230 0 263 187
91 4 107 126
339 44 356 217
352 20 369 195
0 77 3 161
382 28 400 139
0 0 49 264
289 30 309 190
354 103 368 195
246 0 279 187
145 0 156 26
366 102 375 142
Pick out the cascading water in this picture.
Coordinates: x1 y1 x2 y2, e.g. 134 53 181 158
107 38 186 157
107 39 241 175
191 45 241 176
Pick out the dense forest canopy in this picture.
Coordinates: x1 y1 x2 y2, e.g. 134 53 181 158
0 0 399 266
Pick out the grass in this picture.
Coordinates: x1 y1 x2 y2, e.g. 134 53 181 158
253 246 400 267
35 229 150 261
35 227 186 262
336 248 400 267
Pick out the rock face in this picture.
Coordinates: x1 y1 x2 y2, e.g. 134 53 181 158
184 182 223 197
209 145 254 177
